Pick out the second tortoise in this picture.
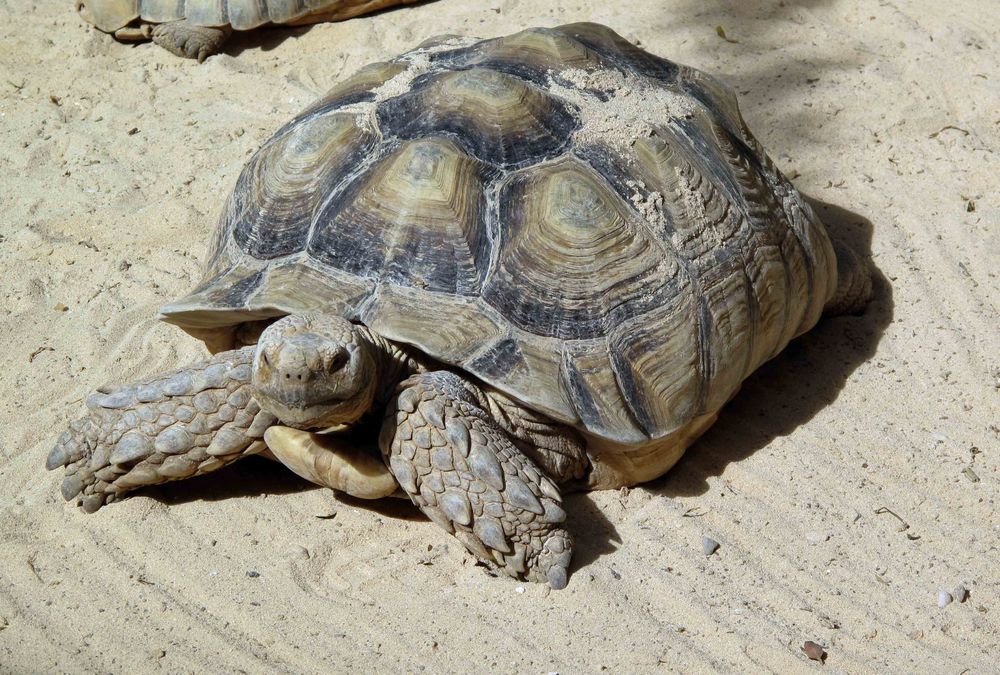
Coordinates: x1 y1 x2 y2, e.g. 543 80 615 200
48 23 872 588
78 0 422 61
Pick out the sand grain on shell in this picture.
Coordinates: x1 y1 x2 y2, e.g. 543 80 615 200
550 66 695 153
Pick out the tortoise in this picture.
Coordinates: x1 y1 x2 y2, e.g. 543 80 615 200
77 0 421 61
47 23 872 588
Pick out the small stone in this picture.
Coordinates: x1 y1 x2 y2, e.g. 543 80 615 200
937 590 953 608
953 585 968 603
805 532 830 543
702 537 720 556
515 586 525 594
802 641 826 663
961 467 980 483
247 570 260 578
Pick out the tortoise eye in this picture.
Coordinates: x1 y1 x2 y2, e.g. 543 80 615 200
327 351 349 373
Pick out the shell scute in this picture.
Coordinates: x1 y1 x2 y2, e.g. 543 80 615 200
232 112 376 261
377 68 578 169
482 157 678 340
309 137 492 295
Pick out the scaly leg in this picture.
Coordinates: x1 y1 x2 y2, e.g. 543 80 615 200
47 347 276 513
151 20 231 62
380 372 573 588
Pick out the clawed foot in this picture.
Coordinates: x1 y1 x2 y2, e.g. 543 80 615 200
151 20 230 62
47 348 274 512
382 372 574 588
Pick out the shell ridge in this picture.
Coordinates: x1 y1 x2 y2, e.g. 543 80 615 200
605 340 656 438
707 123 805 363
669 121 790 374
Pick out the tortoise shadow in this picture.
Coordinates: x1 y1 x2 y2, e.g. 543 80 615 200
141 455 617 574
565 493 622 574
223 25 312 57
141 455 315 505
649 197 892 498
142 455 432 522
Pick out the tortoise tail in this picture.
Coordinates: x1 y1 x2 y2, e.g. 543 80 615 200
824 239 873 316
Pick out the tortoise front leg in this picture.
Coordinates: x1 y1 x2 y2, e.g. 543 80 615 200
47 347 276 513
151 20 231 62
381 371 573 588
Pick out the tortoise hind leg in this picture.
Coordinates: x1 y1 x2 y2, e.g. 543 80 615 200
151 20 231 62
47 347 276 513
381 371 573 588
823 239 874 316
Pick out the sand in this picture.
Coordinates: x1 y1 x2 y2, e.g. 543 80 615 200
0 0 997 671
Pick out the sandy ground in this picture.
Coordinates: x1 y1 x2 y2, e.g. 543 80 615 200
0 0 997 672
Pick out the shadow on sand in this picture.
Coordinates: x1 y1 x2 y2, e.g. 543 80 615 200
142 455 428 520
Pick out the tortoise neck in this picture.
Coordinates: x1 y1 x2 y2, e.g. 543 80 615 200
355 325 428 403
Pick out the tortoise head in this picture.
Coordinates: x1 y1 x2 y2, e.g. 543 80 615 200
252 314 378 430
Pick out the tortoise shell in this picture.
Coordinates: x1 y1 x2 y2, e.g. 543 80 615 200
161 23 838 453
81 0 415 33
